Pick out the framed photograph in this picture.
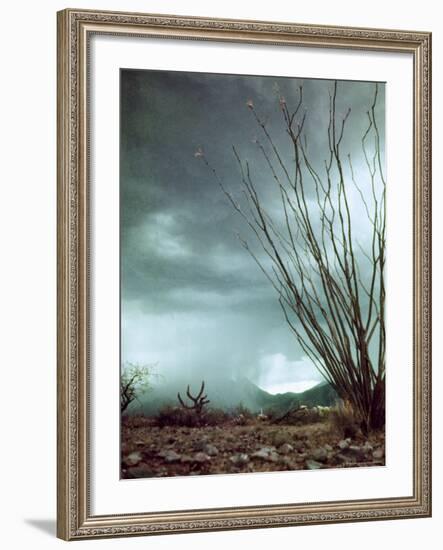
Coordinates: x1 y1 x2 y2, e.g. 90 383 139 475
57 8 431 540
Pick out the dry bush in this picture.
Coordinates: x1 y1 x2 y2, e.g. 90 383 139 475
204 408 231 425
121 414 151 429
330 401 361 438
262 408 276 422
121 363 157 413
298 408 321 425
273 406 324 426
156 405 230 428
156 406 200 427
231 403 255 425
236 403 254 416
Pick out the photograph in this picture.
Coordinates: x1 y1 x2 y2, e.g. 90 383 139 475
120 69 386 479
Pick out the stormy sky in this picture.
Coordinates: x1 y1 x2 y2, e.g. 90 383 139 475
120 69 385 394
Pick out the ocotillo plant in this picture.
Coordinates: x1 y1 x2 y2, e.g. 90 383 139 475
177 381 210 416
198 82 385 434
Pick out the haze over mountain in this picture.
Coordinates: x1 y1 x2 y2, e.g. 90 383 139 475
128 376 338 416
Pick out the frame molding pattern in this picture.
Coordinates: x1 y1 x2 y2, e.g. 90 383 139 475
57 8 431 540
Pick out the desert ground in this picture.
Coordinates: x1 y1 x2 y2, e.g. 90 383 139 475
121 410 385 479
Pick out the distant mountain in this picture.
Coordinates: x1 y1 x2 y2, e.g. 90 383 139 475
129 375 338 416
294 381 338 407
232 377 338 414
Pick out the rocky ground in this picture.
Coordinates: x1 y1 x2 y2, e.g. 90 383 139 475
121 416 385 479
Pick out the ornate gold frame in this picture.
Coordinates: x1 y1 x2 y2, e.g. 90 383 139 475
57 8 432 540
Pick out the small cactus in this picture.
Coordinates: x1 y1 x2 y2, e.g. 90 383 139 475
177 381 210 416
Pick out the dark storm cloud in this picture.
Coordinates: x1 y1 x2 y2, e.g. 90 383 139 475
120 69 385 390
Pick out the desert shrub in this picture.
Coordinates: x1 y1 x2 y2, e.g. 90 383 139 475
156 405 199 427
121 362 158 414
156 405 230 428
297 405 332 424
316 405 332 419
272 405 324 425
232 414 248 426
231 403 256 423
300 407 322 424
121 414 151 429
230 403 256 425
329 401 361 438
263 408 278 422
233 403 255 418
204 408 231 425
